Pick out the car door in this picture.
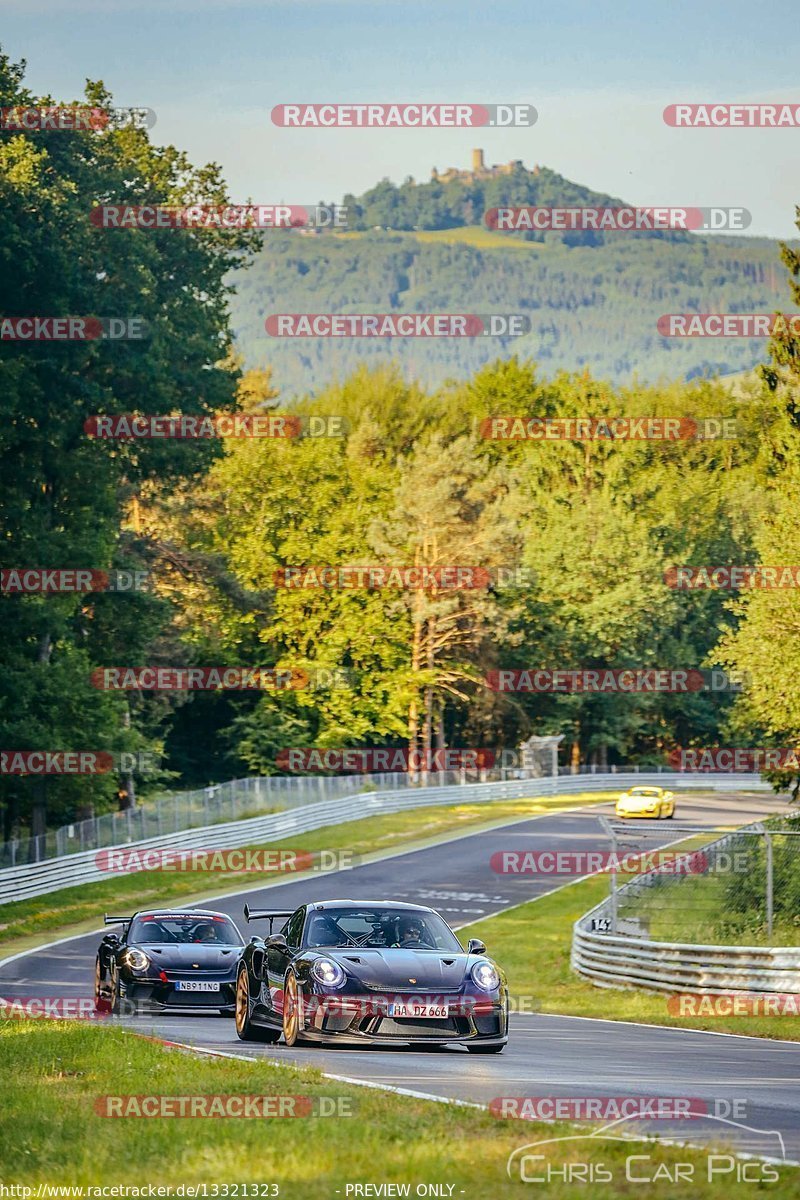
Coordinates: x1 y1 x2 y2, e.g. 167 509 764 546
267 906 305 1016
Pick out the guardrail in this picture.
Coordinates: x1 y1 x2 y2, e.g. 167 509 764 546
2 770 420 868
0 771 769 906
4 761 688 868
572 814 800 994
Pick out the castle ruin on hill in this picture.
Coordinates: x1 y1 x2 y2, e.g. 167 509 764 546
430 148 540 184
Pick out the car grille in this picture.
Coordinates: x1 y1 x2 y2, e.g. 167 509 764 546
357 982 463 993
367 1016 464 1038
163 970 235 981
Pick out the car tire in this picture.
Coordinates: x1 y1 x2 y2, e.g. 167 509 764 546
94 956 111 1014
235 966 280 1042
282 970 309 1047
467 1042 506 1054
110 966 122 1016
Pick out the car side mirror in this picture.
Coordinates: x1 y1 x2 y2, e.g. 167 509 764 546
266 934 288 951
467 938 486 954
102 933 121 947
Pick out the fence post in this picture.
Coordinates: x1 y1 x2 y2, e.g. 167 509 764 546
607 821 618 934
765 829 774 940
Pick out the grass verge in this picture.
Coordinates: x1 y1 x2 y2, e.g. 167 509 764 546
461 874 800 1040
1 1020 796 1194
0 793 612 957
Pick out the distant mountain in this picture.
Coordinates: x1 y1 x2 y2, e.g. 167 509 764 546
340 157 641 242
229 159 791 396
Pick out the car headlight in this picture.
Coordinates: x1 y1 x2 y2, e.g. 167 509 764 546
471 960 500 991
310 958 346 988
124 948 150 972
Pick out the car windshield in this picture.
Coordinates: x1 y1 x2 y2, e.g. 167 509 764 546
304 907 462 951
129 915 243 945
631 788 659 796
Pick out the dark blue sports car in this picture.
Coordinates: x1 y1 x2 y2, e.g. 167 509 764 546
234 899 508 1051
95 908 244 1014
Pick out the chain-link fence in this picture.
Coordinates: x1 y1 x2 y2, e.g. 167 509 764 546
2 739 581 868
0 771 418 868
601 815 800 947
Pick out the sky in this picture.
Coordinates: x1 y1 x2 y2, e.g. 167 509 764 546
1 0 798 238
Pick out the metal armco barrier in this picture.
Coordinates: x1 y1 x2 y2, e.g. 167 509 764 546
572 814 800 994
571 923 800 993
0 771 768 905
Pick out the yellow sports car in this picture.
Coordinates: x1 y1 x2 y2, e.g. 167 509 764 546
615 785 675 819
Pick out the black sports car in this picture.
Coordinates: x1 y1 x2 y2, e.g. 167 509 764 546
234 899 508 1051
94 908 244 1014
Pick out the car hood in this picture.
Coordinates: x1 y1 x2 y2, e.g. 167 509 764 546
132 944 240 969
320 948 473 990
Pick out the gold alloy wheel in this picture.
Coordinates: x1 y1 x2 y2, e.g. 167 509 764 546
94 958 104 1009
283 971 302 1045
235 968 249 1035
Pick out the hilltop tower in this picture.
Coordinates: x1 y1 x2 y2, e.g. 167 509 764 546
471 148 486 173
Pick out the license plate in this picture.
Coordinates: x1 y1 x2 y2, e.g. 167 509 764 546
389 1002 448 1019
175 981 220 992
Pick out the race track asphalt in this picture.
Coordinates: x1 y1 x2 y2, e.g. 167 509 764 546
2 790 798 1161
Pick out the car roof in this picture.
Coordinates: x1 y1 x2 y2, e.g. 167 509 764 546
307 900 435 914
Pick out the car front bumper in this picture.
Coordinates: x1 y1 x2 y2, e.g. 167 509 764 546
119 977 237 1012
295 991 508 1045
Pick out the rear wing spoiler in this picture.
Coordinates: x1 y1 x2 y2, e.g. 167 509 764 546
103 914 132 926
243 904 294 933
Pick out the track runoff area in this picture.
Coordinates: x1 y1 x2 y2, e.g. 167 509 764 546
2 790 799 1163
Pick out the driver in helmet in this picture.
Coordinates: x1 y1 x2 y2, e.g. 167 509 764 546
396 916 425 947
193 922 218 943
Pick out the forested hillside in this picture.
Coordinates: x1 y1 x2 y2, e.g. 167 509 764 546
2 49 800 845
230 231 787 392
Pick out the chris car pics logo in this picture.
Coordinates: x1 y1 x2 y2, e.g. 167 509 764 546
506 1116 785 1184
